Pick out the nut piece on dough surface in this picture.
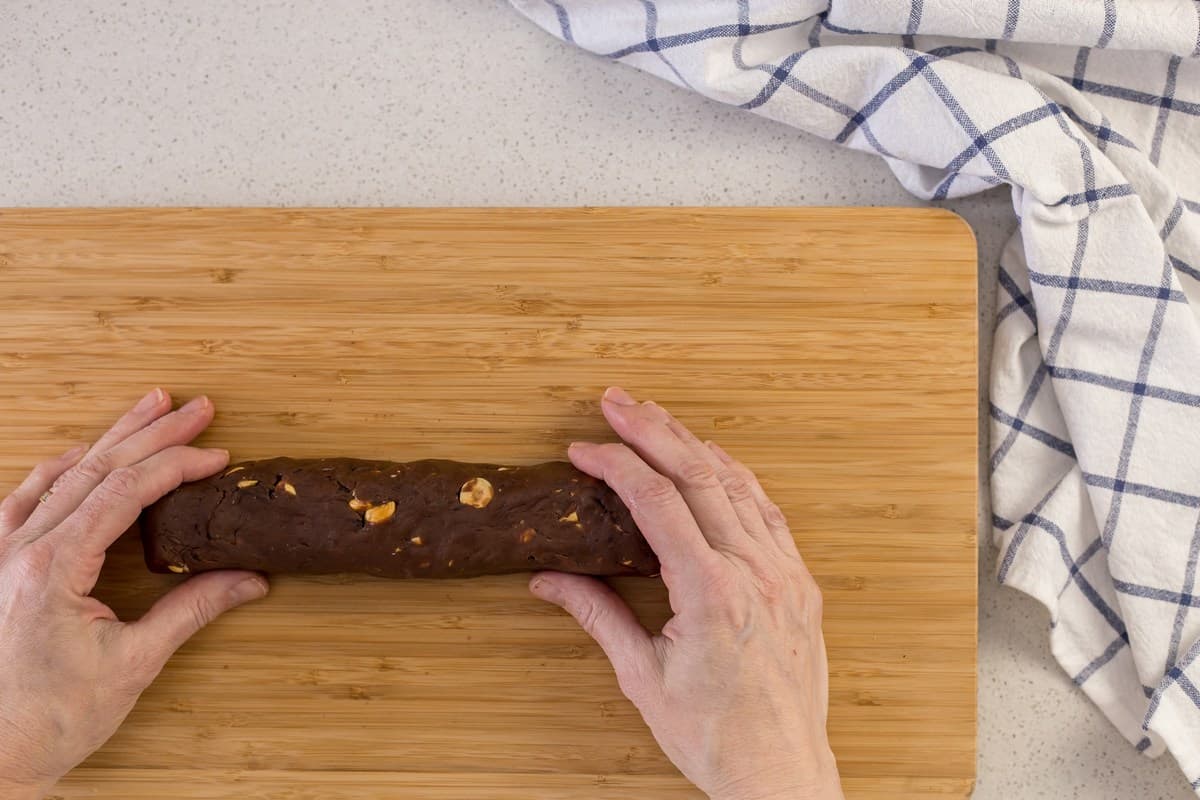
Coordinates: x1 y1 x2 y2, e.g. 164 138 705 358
364 501 396 525
458 477 494 509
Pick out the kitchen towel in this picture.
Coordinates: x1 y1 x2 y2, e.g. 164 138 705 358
511 0 1200 789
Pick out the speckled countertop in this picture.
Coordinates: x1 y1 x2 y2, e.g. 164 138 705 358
1 2 1190 798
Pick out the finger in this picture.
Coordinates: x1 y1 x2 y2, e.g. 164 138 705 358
600 387 750 554
707 440 801 558
0 444 88 538
25 395 214 537
126 570 268 677
659 410 777 553
530 572 659 704
87 387 171 456
568 441 716 584
817 631 830 726
50 446 229 591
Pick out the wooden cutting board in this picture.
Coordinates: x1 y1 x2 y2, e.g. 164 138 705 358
0 208 977 799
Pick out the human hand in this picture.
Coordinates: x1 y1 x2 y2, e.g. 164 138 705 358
530 387 843 800
0 390 269 798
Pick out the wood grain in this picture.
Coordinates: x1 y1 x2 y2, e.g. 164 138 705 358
0 207 977 799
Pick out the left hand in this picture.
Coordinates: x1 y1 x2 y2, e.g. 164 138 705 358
0 389 269 798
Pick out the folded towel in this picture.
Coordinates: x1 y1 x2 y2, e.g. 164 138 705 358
511 0 1200 789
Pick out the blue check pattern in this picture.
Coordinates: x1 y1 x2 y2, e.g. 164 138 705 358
513 0 1200 789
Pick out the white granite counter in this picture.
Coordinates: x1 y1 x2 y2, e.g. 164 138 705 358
1 2 1190 797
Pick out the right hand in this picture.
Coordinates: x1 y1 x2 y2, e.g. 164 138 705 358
530 387 843 800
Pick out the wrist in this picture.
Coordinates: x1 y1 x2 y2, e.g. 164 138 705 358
0 760 55 800
707 759 844 800
0 727 60 799
0 780 51 800
710 779 843 800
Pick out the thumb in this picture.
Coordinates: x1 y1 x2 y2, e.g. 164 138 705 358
131 570 268 666
530 572 659 699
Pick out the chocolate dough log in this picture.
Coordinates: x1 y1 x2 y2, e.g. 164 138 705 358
140 457 659 579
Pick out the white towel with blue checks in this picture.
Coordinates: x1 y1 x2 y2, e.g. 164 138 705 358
511 0 1200 789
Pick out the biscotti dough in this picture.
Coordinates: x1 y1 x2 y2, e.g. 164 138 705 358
140 457 659 579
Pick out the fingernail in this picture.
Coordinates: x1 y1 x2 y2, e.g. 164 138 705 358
529 574 558 600
134 388 164 413
180 396 210 414
603 386 636 406
231 575 269 604
206 448 230 459
62 444 89 462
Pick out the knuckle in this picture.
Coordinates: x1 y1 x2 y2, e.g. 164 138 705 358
731 460 758 481
629 474 680 511
691 562 755 627
123 645 164 687
188 593 220 632
9 541 55 584
72 452 115 485
763 502 789 528
0 494 22 527
101 466 142 500
575 600 606 636
675 458 718 489
713 594 751 630
715 469 754 504
753 571 786 604
694 560 738 605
